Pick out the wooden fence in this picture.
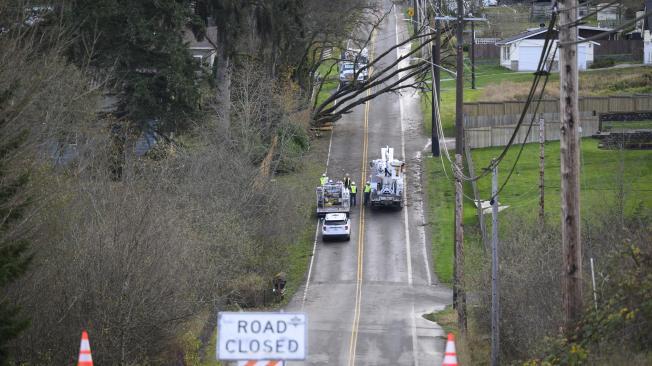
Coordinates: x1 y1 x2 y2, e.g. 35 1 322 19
466 116 600 149
474 44 500 60
594 40 643 60
463 94 652 148
464 95 652 126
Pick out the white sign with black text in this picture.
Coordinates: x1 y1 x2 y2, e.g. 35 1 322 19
217 312 307 361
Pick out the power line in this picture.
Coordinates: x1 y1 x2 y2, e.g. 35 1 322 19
455 11 559 183
562 9 652 46
487 43 558 203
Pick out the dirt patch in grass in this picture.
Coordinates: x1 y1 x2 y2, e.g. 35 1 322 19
478 67 652 102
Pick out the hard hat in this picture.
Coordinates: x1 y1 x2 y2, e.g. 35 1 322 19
366 181 370 184
322 173 326 177
352 182 356 185
329 179 333 183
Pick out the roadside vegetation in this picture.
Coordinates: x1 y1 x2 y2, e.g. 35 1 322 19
0 0 377 364
426 139 652 364
420 49 652 364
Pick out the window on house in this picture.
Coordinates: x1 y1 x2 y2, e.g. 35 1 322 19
503 46 510 61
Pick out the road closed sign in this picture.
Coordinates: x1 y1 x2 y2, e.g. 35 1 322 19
217 312 307 361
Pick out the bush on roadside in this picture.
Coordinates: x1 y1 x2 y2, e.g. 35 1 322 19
467 204 652 364
589 58 615 69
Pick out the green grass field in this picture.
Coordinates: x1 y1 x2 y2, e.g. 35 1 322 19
471 139 652 219
603 120 652 130
421 64 536 136
421 63 652 286
424 156 476 284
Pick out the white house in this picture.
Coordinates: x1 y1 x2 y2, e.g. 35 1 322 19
497 27 598 72
183 25 217 68
645 30 652 64
645 0 652 65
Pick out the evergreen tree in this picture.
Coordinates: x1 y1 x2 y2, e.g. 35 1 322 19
0 88 32 366
69 0 201 132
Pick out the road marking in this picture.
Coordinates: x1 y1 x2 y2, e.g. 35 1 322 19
325 122 334 171
411 303 419 366
302 125 335 309
348 29 375 366
394 3 413 288
301 220 321 309
395 5 419 366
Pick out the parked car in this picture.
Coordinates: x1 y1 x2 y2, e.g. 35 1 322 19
339 61 367 85
322 213 351 241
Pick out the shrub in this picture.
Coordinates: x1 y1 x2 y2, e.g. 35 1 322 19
589 58 615 69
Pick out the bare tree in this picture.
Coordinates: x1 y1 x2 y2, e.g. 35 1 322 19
310 20 456 125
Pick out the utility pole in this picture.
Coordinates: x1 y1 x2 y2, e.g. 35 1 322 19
491 161 500 366
454 153 467 334
539 115 545 224
455 0 465 155
434 0 441 102
558 0 583 334
453 0 467 335
431 11 440 157
470 12 476 90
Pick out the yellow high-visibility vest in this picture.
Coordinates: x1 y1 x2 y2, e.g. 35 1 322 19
364 184 371 193
350 185 357 194
320 176 328 185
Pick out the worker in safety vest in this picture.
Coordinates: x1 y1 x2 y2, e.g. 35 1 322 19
343 173 351 189
350 182 357 206
320 173 328 185
364 181 372 206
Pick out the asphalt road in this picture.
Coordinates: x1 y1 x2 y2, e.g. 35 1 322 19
286 2 452 365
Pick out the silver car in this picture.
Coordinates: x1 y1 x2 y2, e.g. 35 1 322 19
322 213 351 241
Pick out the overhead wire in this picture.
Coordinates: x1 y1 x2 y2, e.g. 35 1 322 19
487 42 558 203
454 8 559 183
562 9 652 46
425 0 561 202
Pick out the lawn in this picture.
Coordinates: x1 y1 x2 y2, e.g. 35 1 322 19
421 64 535 136
420 63 652 287
603 120 652 130
424 156 477 284
315 58 339 108
471 139 652 220
421 64 652 137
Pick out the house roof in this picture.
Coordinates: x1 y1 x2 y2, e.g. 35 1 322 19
497 27 600 46
577 25 613 32
183 25 217 50
496 27 547 45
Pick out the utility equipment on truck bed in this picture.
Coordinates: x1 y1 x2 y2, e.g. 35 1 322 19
316 180 351 217
369 146 405 209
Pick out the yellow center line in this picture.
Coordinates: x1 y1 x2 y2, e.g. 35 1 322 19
348 29 375 366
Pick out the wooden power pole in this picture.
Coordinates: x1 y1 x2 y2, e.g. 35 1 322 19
470 13 476 90
454 153 467 334
453 0 467 335
431 6 440 157
434 0 441 104
558 0 583 334
539 115 545 224
491 162 500 366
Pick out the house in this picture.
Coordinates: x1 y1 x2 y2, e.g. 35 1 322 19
183 24 217 68
497 27 599 72
530 0 552 22
597 2 622 28
645 0 652 64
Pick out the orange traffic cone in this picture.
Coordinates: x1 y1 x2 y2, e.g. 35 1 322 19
442 332 458 366
77 330 93 366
